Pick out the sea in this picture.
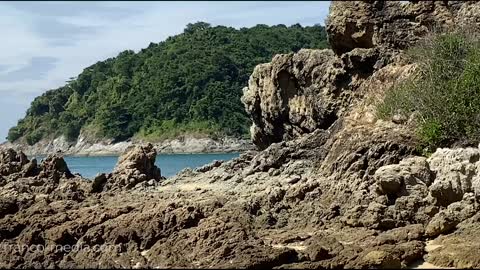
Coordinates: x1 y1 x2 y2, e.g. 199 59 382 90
31 153 240 179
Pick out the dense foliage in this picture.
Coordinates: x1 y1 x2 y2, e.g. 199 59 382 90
8 22 328 145
378 30 480 152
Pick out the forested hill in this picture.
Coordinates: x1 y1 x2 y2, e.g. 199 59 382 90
8 22 328 145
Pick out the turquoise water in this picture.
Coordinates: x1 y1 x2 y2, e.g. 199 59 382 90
35 153 239 179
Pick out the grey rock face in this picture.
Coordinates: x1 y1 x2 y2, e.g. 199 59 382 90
243 0 480 150
242 47 383 149
326 1 459 55
0 148 28 176
427 148 480 204
242 49 343 149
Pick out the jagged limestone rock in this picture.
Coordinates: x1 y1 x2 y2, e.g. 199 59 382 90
101 143 163 192
326 1 459 55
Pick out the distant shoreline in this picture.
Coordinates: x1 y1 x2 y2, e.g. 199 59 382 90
28 151 245 159
1 135 254 157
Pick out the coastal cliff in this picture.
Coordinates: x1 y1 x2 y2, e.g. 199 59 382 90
1 1 480 269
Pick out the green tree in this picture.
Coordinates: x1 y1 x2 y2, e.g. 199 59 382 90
184 22 211 34
8 22 328 143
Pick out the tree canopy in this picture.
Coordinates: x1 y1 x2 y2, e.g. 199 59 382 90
8 22 328 145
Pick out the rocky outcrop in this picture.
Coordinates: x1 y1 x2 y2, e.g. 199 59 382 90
242 47 384 149
37 154 74 180
3 125 479 268
243 0 479 150
0 149 90 220
371 147 480 237
242 33 371 149
94 144 163 192
242 49 341 148
0 148 73 181
0 124 416 268
326 1 462 55
0 148 29 176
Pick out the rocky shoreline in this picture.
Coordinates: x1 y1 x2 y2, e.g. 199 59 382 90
2 125 479 268
0 135 253 156
1 1 480 269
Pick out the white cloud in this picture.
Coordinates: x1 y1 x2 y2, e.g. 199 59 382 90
0 9 45 72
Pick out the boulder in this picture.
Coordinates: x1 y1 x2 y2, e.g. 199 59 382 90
37 154 74 180
102 144 163 191
427 147 480 206
425 193 478 237
91 173 108 193
0 148 29 176
361 250 401 269
242 49 344 149
374 156 432 196
242 47 386 149
326 1 459 56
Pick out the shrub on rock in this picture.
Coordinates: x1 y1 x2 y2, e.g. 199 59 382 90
378 30 480 152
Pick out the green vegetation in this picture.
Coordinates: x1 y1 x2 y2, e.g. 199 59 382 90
378 30 480 152
8 22 328 145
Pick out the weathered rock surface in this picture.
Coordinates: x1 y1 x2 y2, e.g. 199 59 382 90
242 47 384 149
0 148 29 177
326 1 462 55
243 0 480 150
0 148 73 181
38 155 74 180
0 113 478 268
2 1 480 269
427 217 480 268
95 144 163 192
0 122 419 269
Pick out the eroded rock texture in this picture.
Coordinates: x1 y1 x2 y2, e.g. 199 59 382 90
96 143 163 192
326 1 462 55
243 0 479 150
2 1 480 269
242 47 384 149
0 149 29 177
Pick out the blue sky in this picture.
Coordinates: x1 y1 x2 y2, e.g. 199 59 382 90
0 1 331 142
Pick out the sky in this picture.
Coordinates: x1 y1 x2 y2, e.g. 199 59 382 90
0 1 331 142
